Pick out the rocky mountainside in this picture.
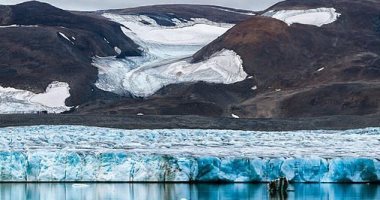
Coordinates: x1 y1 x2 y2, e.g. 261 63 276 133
189 0 380 118
97 4 254 25
77 0 380 118
1 0 379 119
0 1 256 114
0 1 141 107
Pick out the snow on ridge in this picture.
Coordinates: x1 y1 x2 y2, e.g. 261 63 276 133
214 7 255 16
0 24 39 28
0 82 71 114
263 7 341 27
58 32 74 44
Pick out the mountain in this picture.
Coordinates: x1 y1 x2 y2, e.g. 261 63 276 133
96 4 254 26
1 0 379 119
0 1 252 114
189 0 380 118
0 1 255 114
77 0 380 118
0 1 141 112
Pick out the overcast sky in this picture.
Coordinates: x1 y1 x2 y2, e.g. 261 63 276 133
0 0 283 11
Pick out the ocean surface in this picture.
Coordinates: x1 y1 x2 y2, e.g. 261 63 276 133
0 183 379 200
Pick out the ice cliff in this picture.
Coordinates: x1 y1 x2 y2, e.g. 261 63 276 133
0 126 379 182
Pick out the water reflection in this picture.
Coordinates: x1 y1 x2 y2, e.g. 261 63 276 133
0 183 379 200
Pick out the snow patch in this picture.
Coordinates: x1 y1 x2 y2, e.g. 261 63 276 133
317 67 325 72
114 46 122 54
215 7 255 16
231 114 240 119
263 8 341 27
0 25 39 28
0 82 71 113
58 32 74 44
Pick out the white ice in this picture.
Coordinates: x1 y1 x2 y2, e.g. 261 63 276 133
0 82 71 113
0 126 379 182
103 14 233 46
94 14 247 97
121 49 247 97
263 8 341 27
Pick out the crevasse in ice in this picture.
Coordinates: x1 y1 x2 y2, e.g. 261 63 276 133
0 126 379 182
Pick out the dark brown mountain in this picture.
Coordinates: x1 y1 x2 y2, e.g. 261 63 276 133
0 1 141 106
78 0 380 118
0 1 254 109
96 4 254 26
189 0 380 118
2 0 379 119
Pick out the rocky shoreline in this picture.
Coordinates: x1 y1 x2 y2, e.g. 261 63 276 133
0 114 379 131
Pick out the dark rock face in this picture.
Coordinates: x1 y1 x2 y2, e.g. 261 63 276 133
99 4 254 26
0 1 141 105
187 0 380 118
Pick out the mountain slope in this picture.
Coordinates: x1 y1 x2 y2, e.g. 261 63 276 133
189 0 380 118
0 1 141 111
0 2 255 114
97 4 254 26
2 0 378 118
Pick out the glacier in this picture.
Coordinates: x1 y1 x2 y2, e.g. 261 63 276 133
0 125 379 182
0 82 71 114
263 8 341 27
94 14 248 97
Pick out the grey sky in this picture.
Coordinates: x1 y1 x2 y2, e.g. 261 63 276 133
0 0 283 11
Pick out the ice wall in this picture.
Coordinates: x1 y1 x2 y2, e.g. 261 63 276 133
0 126 379 183
0 152 379 183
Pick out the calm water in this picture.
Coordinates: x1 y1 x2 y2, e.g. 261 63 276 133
0 183 379 200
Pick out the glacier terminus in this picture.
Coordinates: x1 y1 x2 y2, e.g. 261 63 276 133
0 126 379 183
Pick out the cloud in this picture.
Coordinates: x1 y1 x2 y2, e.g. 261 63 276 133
0 0 282 11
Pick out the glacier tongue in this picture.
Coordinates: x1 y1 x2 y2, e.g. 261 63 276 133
94 14 248 97
0 126 379 183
